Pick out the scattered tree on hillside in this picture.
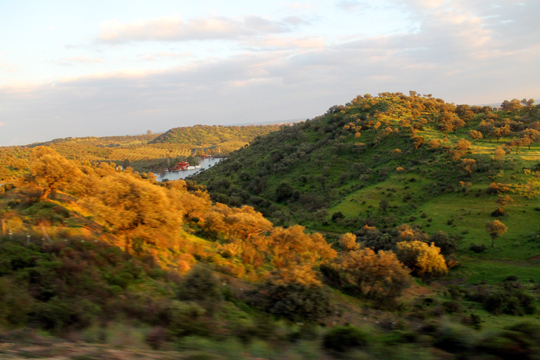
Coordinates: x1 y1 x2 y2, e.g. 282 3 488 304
469 130 483 141
25 147 84 201
496 195 514 214
486 220 508 247
521 128 540 149
396 241 448 280
461 158 477 174
493 146 506 160
337 248 412 304
82 172 183 253
379 198 389 213
340 233 359 251
491 125 513 142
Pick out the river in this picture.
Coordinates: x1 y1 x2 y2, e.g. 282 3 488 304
155 157 224 181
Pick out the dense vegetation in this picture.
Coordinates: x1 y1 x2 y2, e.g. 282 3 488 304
1 93 540 358
150 124 281 147
0 124 280 179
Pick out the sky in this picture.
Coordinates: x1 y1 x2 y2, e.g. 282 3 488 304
0 0 539 146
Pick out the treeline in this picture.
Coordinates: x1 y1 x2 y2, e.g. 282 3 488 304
150 124 281 147
0 124 281 180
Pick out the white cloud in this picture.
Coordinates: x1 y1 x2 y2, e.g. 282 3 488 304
53 56 103 66
1 1 539 146
286 2 316 10
98 15 293 43
244 36 325 49
336 1 369 11
138 52 194 61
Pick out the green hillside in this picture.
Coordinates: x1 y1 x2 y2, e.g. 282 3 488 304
194 93 540 283
150 124 281 151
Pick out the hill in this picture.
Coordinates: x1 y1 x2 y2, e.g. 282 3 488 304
2 96 540 357
0 124 280 180
150 124 281 154
193 92 540 283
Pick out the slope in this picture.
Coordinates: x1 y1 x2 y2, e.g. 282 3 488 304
193 92 540 283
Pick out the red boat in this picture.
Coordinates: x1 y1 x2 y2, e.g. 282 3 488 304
171 161 190 171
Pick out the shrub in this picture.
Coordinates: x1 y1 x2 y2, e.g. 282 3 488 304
252 280 333 323
429 231 458 256
396 241 448 280
322 326 369 353
177 265 223 314
469 243 486 253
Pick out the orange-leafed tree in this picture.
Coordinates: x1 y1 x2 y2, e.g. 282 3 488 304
396 241 448 280
486 220 508 248
82 172 183 253
338 248 412 303
26 146 84 201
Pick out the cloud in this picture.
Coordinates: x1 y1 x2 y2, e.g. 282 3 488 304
244 36 325 49
286 2 316 10
1 0 539 146
98 15 292 43
0 122 5 127
138 52 194 61
53 56 103 66
336 1 368 11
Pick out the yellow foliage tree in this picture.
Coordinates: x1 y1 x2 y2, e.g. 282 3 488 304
339 232 359 252
396 241 448 280
26 147 84 201
82 172 183 254
338 248 411 303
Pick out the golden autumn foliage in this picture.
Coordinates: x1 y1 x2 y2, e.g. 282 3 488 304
25 147 84 201
268 225 337 269
486 220 508 248
81 172 184 253
339 232 359 251
336 248 411 303
203 204 273 242
396 241 448 280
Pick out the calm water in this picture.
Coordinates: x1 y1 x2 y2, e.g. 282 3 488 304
156 158 224 181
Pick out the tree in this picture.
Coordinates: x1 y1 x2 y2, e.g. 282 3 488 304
461 158 477 174
496 195 513 214
493 146 506 160
521 128 540 149
177 265 223 314
147 130 152 135
26 147 84 201
339 233 359 251
469 130 483 141
203 204 272 242
486 220 508 247
491 125 512 142
338 248 412 303
501 99 523 112
268 225 337 271
379 198 389 212
254 276 333 323
396 241 448 280
396 167 405 180
82 172 183 253
508 137 530 154
275 181 294 202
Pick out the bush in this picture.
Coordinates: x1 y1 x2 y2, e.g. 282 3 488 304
469 243 486 253
322 325 369 353
252 281 333 323
433 323 475 354
177 265 223 314
429 231 457 256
